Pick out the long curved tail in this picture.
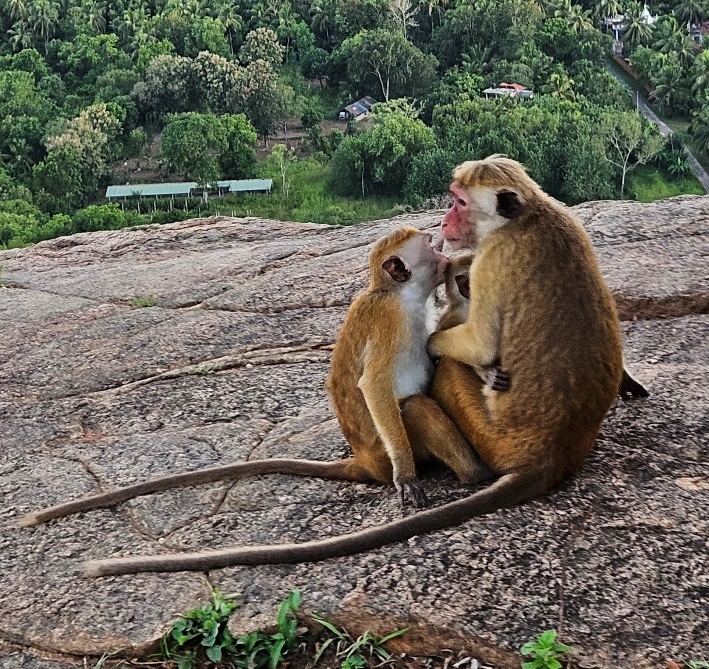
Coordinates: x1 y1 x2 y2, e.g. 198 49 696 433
19 458 366 527
83 471 548 577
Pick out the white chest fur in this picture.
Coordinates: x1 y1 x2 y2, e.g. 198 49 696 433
393 287 436 400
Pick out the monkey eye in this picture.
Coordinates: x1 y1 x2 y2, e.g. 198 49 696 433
457 198 466 207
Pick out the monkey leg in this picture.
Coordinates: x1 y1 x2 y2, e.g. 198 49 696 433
400 395 492 485
19 457 376 528
431 358 526 476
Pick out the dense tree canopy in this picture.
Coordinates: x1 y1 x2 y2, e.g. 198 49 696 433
0 0 702 248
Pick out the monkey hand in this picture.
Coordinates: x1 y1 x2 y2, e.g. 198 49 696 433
486 366 511 392
395 477 428 510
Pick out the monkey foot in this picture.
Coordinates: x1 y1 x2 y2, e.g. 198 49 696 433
486 367 511 392
395 477 428 509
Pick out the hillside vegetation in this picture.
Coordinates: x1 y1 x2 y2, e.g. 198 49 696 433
0 0 706 247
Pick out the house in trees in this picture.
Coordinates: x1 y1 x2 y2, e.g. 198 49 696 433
338 96 377 122
482 82 534 100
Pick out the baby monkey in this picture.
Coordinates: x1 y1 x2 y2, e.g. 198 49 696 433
437 252 510 393
20 226 500 534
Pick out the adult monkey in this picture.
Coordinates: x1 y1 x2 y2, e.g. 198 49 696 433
77 156 627 576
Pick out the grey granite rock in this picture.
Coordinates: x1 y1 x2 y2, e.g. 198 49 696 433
1 200 707 669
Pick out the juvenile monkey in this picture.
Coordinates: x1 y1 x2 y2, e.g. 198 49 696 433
20 227 489 531
438 253 510 393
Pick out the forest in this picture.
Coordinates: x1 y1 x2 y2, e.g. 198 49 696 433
1 0 708 247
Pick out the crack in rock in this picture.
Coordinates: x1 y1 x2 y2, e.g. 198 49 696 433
615 291 709 320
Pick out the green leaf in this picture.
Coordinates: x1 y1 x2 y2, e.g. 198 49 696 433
269 638 287 669
538 630 557 647
378 627 409 644
177 653 195 669
552 642 574 653
520 642 538 656
312 613 345 638
521 662 538 669
206 644 223 662
547 659 563 669
312 637 336 666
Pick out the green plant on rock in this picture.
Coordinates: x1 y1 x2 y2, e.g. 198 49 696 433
311 612 407 669
161 589 302 669
130 294 156 308
520 630 573 669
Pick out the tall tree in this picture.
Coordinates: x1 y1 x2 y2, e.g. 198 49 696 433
599 111 663 197
692 49 709 100
336 28 437 101
622 2 653 47
4 0 28 21
674 0 705 31
388 0 419 39
689 103 709 155
28 0 60 51
651 52 690 115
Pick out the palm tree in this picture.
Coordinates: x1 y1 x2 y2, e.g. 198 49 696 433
129 28 156 59
423 0 449 26
689 104 709 156
4 0 28 21
113 5 146 42
85 0 108 33
595 0 621 22
674 0 705 31
623 2 653 47
651 54 688 114
28 0 59 51
692 50 709 99
7 20 33 51
310 0 334 45
547 71 576 99
676 36 699 69
566 3 594 32
217 1 244 54
652 15 683 52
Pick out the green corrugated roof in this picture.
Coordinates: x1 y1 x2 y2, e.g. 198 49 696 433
219 179 273 192
106 182 196 197
106 179 273 198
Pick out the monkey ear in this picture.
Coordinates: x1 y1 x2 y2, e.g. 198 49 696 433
382 256 411 283
496 190 524 219
454 274 470 300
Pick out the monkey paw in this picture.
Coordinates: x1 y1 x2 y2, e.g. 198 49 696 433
486 366 510 392
395 477 428 510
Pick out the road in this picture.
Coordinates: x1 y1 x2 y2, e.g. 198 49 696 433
606 63 709 192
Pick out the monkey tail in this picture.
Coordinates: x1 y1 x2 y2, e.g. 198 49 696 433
18 459 368 528
82 471 550 577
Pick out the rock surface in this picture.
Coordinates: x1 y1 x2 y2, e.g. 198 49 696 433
1 197 707 669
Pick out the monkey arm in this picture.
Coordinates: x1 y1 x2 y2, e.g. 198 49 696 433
428 315 501 370
429 256 501 368
357 374 416 482
357 366 427 508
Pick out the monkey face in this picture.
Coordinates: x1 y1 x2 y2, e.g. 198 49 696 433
383 233 449 292
442 184 523 250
